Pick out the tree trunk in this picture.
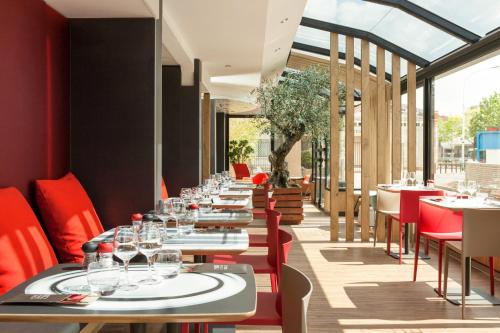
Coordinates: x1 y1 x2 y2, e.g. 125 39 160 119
269 132 303 187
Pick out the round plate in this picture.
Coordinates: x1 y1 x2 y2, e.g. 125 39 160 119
25 267 246 311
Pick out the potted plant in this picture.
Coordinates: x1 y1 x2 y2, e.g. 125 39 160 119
254 66 341 188
228 139 254 179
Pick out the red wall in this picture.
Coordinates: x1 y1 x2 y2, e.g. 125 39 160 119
0 0 69 200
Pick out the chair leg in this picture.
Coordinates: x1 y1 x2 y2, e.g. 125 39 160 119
373 213 378 247
181 323 189 333
490 257 495 296
413 232 421 282
424 238 429 256
204 323 209 333
270 273 278 293
386 216 392 256
398 222 403 265
195 323 201 333
437 240 444 296
461 254 466 320
443 243 449 299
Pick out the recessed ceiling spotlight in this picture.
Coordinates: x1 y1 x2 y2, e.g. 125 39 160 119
225 64 231 68
274 48 281 53
280 17 289 24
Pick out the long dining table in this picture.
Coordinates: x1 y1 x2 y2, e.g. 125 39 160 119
419 196 500 303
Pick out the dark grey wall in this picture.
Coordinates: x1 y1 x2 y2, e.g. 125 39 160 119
70 18 156 229
216 112 227 173
162 63 201 195
210 100 216 173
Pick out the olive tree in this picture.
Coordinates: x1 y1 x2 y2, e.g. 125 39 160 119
254 66 337 187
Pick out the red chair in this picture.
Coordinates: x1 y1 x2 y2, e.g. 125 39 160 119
161 178 169 200
252 183 273 219
232 163 250 180
388 189 444 264
300 175 311 198
252 172 269 185
249 198 278 247
413 199 463 296
208 215 293 293
202 264 312 333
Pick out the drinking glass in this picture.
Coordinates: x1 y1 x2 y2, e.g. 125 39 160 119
457 180 466 195
171 198 186 217
467 181 478 197
199 198 213 214
178 213 195 235
154 249 182 279
87 261 120 296
408 172 416 186
137 222 162 285
401 171 408 186
113 226 139 291
180 188 192 201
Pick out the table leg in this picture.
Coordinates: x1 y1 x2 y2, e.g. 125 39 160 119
194 255 206 263
465 257 471 296
404 224 410 255
130 324 147 333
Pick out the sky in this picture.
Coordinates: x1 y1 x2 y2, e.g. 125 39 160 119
434 54 500 116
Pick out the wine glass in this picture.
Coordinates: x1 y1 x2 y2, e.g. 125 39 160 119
113 226 139 291
408 172 416 186
467 180 478 197
401 171 408 186
457 180 466 195
137 222 162 285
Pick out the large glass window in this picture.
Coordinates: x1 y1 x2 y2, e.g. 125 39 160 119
434 54 500 191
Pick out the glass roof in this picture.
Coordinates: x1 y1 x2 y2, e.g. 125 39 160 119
412 0 500 36
302 0 468 62
293 0 500 79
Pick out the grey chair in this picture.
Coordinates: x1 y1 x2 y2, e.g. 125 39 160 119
281 264 313 333
373 189 400 247
443 208 500 319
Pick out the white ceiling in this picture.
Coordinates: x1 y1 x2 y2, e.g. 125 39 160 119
44 0 307 105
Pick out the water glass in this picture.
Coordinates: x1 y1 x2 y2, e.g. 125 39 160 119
154 249 182 279
467 181 478 197
113 226 139 291
408 172 416 186
199 198 212 213
178 214 195 235
401 171 408 186
457 180 466 195
138 222 162 285
87 261 120 296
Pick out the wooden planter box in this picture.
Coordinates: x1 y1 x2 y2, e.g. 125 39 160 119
253 186 304 225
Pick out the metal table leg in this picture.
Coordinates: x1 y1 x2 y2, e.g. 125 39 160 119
465 257 471 296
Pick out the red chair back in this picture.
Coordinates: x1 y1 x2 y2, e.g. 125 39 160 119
418 199 463 234
399 189 444 223
263 183 273 209
252 173 269 185
268 198 277 210
277 229 294 283
266 209 282 268
232 163 250 179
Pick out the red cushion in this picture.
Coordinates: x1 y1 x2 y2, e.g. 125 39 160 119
239 292 281 326
252 173 269 185
249 234 268 247
207 254 274 274
0 187 58 295
161 178 169 200
35 173 104 263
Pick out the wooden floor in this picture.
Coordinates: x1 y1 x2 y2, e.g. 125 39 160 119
102 203 500 333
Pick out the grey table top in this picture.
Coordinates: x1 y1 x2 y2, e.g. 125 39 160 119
0 264 256 324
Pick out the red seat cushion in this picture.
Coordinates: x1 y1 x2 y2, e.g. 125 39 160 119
0 187 58 295
252 208 266 219
207 254 274 273
239 292 281 326
420 231 462 241
35 173 104 263
249 234 268 247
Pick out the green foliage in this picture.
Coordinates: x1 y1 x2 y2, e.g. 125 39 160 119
438 115 463 143
468 92 500 137
228 139 254 164
253 66 337 140
301 150 312 169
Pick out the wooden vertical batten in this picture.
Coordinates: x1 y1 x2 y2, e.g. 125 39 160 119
345 36 355 241
360 40 371 242
330 32 340 241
